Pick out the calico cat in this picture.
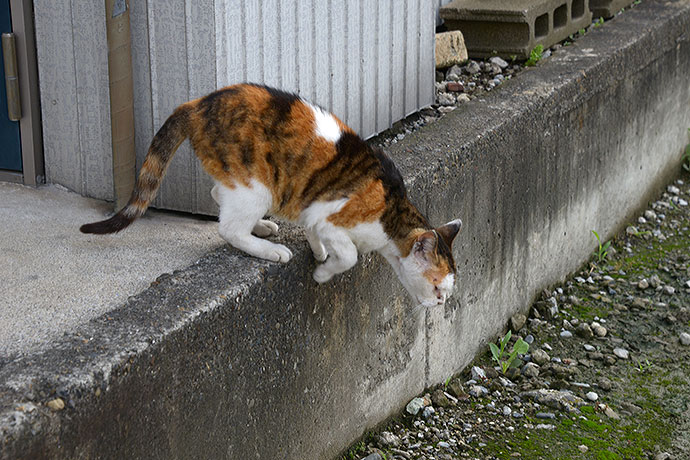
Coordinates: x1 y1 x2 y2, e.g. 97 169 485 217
81 84 462 306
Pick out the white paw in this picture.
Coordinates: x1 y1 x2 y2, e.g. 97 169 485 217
252 219 279 237
266 244 292 263
312 245 328 262
313 265 334 283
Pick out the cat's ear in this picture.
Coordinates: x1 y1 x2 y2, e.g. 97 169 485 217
413 231 437 263
436 219 462 249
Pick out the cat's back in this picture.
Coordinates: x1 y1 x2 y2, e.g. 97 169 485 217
187 84 388 221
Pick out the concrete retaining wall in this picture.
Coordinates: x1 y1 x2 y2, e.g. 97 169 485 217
2 1 690 459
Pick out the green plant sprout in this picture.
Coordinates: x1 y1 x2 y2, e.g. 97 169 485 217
593 17 605 27
591 230 611 263
489 330 529 374
525 45 544 66
444 375 452 388
578 28 586 35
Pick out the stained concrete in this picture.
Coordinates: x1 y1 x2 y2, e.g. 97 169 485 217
0 182 224 356
1 1 690 459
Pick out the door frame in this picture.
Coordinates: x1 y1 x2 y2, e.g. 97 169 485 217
0 0 43 185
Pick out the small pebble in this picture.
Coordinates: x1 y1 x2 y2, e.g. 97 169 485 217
560 330 573 338
680 332 690 346
586 391 599 402
584 344 595 352
46 398 65 411
663 285 675 295
524 334 534 344
613 348 629 359
578 445 589 453
536 412 556 419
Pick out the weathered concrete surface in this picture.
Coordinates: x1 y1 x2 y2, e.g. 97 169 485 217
0 182 223 357
1 1 690 459
590 0 635 18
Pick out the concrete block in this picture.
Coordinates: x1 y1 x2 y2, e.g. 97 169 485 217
590 0 634 19
435 31 468 69
440 0 593 58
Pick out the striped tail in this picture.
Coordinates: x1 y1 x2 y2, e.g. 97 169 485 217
80 105 191 234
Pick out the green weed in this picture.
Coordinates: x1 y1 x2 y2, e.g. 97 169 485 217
525 45 544 66
489 330 529 374
591 230 611 263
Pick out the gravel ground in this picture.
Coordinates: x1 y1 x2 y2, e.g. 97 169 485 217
343 170 690 460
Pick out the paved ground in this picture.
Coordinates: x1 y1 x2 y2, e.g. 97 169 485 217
0 182 223 357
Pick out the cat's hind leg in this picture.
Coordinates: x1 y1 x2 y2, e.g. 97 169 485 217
252 219 279 237
312 226 357 283
214 184 279 238
215 181 292 263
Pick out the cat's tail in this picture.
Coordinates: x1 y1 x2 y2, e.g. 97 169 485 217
80 104 192 234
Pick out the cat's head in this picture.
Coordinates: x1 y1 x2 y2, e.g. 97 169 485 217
395 219 462 307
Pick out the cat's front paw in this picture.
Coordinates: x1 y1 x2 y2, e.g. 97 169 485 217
266 244 293 263
313 265 334 283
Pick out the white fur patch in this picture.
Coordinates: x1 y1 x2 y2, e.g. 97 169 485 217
298 198 348 229
346 221 390 253
215 179 273 214
308 103 342 143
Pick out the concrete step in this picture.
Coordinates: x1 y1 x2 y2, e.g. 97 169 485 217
440 0 593 58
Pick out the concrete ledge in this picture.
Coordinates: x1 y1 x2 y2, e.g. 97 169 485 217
2 1 690 459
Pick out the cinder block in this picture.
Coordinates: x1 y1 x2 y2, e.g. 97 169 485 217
590 0 634 19
440 0 593 59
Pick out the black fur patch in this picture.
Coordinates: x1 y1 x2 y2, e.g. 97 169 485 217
80 211 135 234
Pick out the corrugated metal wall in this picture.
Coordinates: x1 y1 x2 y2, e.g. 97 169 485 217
36 0 436 214
34 0 114 200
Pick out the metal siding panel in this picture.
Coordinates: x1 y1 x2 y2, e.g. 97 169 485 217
420 0 436 108
296 0 314 100
346 0 361 134
313 1 330 109
187 0 217 214
148 0 192 212
40 0 436 212
34 0 81 193
131 0 154 183
391 0 405 123
376 0 392 132
245 0 262 83
214 1 227 87
262 0 280 87
330 1 346 119
71 0 113 200
280 0 298 93
361 0 376 138
222 2 244 85
405 0 420 116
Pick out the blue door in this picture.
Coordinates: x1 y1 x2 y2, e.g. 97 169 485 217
0 0 21 172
